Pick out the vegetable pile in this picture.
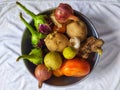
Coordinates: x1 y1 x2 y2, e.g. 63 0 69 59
16 2 104 88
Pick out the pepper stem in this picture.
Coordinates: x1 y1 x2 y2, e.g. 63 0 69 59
16 55 32 61
19 13 36 36
16 1 36 19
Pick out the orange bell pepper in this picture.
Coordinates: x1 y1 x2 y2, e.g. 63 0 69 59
61 58 90 77
53 68 63 77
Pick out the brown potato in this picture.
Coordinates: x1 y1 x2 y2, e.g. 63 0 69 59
44 32 69 52
66 20 87 41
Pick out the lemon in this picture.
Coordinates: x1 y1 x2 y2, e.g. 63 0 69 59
44 51 62 70
63 46 77 59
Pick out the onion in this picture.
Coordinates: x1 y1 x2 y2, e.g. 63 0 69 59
54 3 79 23
34 64 52 88
37 38 45 48
39 24 52 34
44 17 54 29
38 17 54 34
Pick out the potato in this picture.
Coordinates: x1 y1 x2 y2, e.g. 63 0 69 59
44 32 69 52
66 20 87 41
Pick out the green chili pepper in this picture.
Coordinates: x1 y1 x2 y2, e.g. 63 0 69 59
20 13 46 47
17 48 43 65
16 1 47 30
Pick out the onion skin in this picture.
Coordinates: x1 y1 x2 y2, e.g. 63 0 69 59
54 3 79 23
34 64 52 88
53 24 66 33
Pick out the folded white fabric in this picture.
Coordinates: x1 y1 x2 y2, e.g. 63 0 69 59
0 0 120 90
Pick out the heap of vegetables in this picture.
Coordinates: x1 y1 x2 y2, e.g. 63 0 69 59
16 2 104 88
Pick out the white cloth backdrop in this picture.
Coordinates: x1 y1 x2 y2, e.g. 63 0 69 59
0 0 120 90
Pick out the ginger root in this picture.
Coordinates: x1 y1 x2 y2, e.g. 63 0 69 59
79 36 104 59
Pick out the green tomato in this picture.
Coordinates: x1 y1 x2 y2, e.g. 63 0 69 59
63 46 77 59
44 51 62 70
